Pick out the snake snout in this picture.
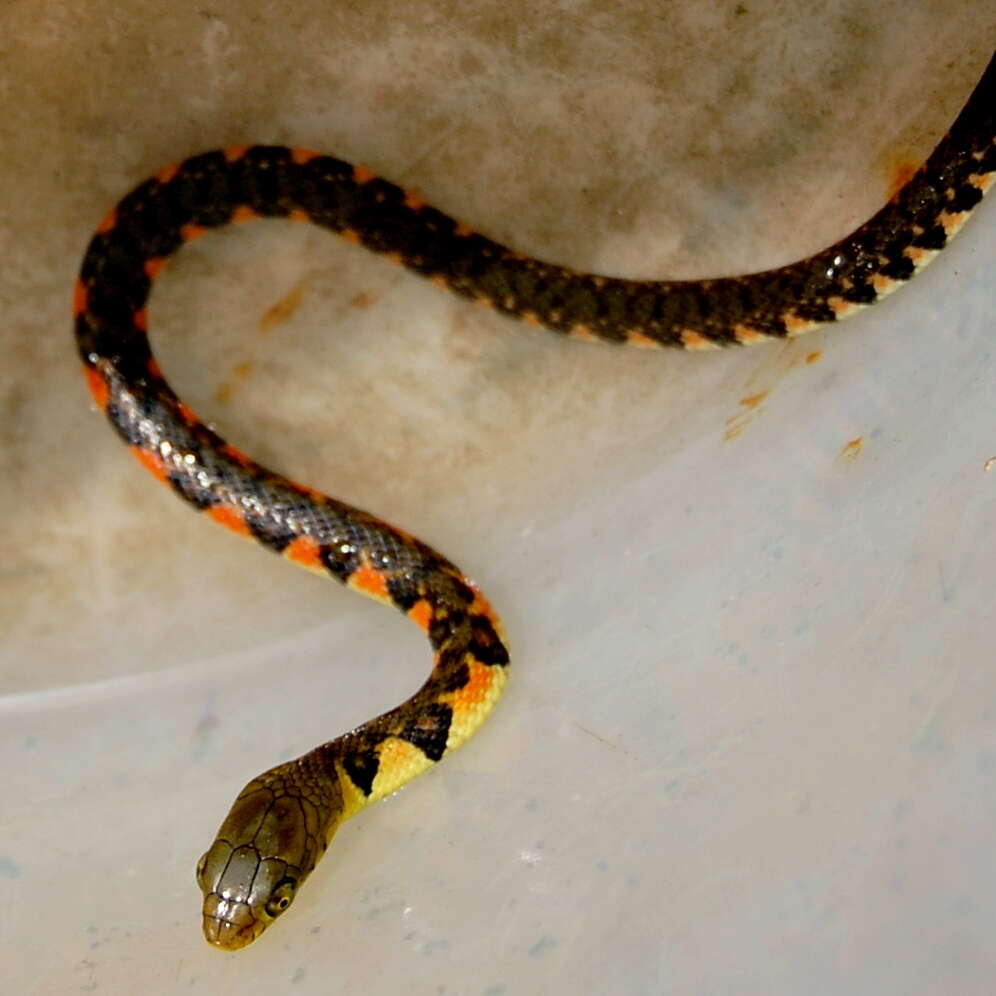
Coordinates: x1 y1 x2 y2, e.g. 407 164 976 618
201 893 260 950
198 843 295 949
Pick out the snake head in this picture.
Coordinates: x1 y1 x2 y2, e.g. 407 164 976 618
196 763 341 950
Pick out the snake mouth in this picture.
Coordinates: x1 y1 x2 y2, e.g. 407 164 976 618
201 896 260 951
202 913 260 951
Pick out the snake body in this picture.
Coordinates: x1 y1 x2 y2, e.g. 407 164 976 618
73 55 994 950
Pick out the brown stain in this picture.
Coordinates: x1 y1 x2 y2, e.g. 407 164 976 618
739 390 769 410
350 290 380 310
839 436 864 461
260 282 305 334
724 340 827 443
984 456 996 473
214 360 254 405
723 389 770 442
786 347 823 369
723 421 749 442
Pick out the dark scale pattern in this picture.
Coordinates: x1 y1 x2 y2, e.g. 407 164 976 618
73 55 993 951
340 748 381 798
399 702 454 762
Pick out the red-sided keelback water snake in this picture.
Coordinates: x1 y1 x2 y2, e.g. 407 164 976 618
73 54 994 949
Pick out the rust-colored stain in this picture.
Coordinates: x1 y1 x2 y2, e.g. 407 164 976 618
723 421 749 442
723 389 771 442
839 436 864 461
260 282 305 333
739 390 769 410
214 360 254 404
350 290 379 310
885 161 918 201
724 345 823 442
787 347 824 369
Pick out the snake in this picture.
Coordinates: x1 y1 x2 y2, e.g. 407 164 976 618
73 53 994 951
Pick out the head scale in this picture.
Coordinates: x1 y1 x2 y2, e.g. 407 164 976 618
196 763 343 950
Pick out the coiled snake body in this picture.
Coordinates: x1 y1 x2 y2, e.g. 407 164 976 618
73 56 994 950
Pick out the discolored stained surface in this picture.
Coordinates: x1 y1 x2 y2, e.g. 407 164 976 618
2 2 996 993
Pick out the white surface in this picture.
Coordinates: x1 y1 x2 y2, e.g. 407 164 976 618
1 4 994 994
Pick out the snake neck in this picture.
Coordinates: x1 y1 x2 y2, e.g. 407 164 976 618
196 591 508 949
310 580 510 817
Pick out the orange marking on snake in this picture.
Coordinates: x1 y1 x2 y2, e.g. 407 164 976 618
231 205 258 223
404 191 426 210
144 257 168 280
95 208 118 235
407 600 434 632
871 273 898 295
147 357 163 378
220 443 253 466
180 223 208 242
680 330 719 350
625 330 659 349
904 246 937 267
285 536 324 570
73 280 88 316
376 738 427 773
454 222 474 237
341 229 362 245
827 296 864 319
972 170 994 193
290 481 324 499
176 401 199 426
352 165 376 185
289 209 310 223
291 147 318 165
133 447 168 483
783 312 817 335
84 366 109 409
156 162 180 185
349 565 390 601
133 308 148 332
207 505 253 536
733 324 772 345
447 658 498 710
570 323 598 342
224 145 250 162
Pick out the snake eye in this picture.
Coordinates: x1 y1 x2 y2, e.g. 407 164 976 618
264 878 297 918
